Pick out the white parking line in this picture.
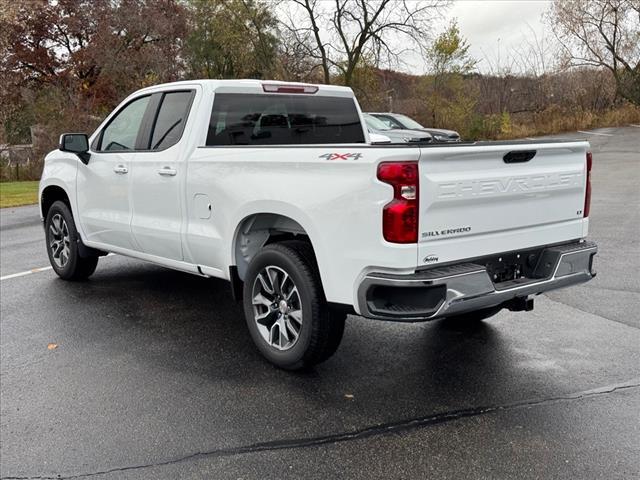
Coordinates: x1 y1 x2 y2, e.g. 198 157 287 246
577 130 614 137
0 253 114 281
1 266 53 281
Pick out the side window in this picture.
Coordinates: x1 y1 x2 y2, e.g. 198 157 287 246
206 93 365 146
98 95 150 152
149 91 193 150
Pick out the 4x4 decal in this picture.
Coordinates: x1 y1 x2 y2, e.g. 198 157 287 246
319 153 363 161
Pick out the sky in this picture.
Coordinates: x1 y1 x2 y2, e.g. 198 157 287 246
278 0 555 75
439 0 553 73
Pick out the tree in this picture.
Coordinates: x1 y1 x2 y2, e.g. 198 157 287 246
421 20 477 132
1 0 188 105
428 20 476 77
280 0 446 85
546 0 640 105
183 0 279 79
0 0 187 144
335 56 382 108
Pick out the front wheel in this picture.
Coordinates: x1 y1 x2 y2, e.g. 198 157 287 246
242 240 345 370
45 201 98 280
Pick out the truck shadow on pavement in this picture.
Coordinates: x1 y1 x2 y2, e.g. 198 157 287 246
38 259 560 417
7 257 627 479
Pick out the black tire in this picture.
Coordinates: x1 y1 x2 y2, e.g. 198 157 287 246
242 240 345 370
443 305 502 325
45 200 98 280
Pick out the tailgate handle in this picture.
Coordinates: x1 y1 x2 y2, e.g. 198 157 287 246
503 150 536 163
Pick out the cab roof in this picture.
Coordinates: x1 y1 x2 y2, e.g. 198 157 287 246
134 79 355 97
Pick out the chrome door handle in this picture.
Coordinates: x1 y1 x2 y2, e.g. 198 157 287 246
157 166 177 176
113 165 128 174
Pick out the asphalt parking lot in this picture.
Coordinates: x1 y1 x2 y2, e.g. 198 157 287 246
1 126 639 479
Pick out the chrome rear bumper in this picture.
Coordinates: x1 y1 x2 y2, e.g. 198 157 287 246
357 240 597 321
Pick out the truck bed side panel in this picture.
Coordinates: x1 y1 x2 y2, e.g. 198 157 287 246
185 146 420 307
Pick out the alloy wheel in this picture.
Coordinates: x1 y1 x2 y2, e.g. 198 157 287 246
49 213 71 268
252 265 303 351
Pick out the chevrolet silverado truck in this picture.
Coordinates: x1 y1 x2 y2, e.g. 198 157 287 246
39 80 597 370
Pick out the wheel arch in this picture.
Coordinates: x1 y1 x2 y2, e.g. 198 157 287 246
232 212 318 283
41 184 72 220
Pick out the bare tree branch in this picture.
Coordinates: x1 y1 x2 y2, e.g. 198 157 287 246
281 0 448 85
545 0 640 104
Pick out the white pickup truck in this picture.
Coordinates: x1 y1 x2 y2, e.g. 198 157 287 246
39 80 597 369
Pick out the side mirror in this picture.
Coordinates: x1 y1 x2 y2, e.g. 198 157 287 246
59 133 90 164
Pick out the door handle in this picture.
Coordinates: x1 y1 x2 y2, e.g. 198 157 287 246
157 166 177 176
113 165 128 174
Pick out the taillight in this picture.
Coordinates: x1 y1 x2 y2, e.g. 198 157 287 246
584 151 592 217
377 162 419 243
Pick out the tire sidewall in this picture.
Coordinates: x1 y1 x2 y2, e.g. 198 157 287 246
243 247 318 369
45 201 80 279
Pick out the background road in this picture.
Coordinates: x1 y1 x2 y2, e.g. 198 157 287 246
1 127 639 479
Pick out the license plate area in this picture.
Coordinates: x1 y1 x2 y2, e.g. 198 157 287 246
480 246 546 285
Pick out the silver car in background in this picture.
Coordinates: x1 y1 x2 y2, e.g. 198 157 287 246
368 112 461 143
363 114 432 143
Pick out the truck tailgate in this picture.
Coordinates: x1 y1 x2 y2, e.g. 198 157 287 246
417 141 589 267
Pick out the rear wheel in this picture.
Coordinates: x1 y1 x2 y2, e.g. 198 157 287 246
242 240 345 370
45 201 98 280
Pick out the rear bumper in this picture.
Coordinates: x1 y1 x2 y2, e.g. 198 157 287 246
357 240 597 321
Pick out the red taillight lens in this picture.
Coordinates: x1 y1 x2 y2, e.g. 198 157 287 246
584 151 592 217
377 162 419 243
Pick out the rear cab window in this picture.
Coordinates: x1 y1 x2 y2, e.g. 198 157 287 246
206 94 365 145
